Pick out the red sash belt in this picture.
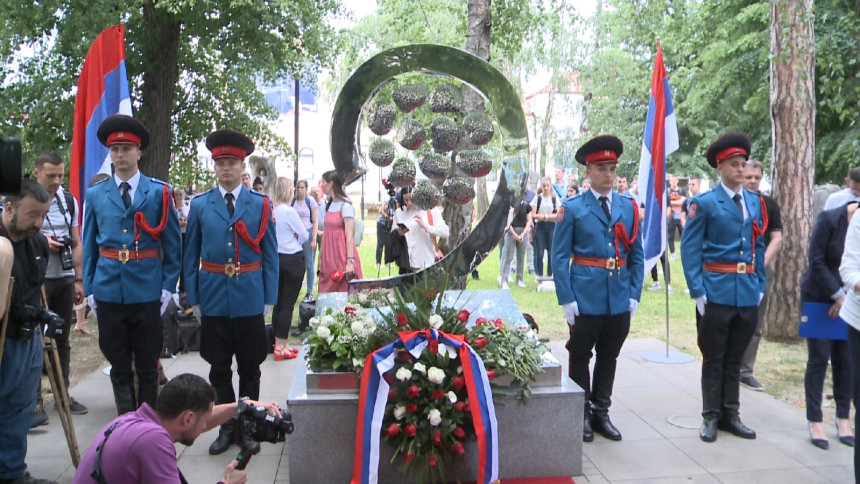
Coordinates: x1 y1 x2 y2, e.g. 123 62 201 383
100 247 159 263
201 260 261 277
703 262 755 274
572 256 627 270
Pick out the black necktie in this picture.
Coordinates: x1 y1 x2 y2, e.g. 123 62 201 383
733 194 744 218
225 193 235 217
599 196 611 220
120 182 131 209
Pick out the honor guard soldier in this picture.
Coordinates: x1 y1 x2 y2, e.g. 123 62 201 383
83 115 181 416
184 129 278 455
681 131 767 443
552 135 644 442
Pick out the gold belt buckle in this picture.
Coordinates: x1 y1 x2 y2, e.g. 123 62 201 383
224 263 236 277
736 262 747 274
605 258 617 270
117 249 130 264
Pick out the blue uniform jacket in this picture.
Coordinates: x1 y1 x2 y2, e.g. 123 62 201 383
184 187 278 318
551 191 645 316
83 175 181 303
680 187 767 307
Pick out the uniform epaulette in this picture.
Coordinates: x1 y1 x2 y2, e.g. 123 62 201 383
149 177 169 186
246 189 266 199
90 177 110 187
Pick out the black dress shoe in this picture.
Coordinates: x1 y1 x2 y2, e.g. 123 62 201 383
808 423 829 450
209 424 234 455
583 412 594 442
718 415 756 439
591 413 622 441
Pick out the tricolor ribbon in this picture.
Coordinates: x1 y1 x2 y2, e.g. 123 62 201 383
351 329 499 484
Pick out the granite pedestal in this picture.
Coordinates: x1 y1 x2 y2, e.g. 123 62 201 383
287 350 583 482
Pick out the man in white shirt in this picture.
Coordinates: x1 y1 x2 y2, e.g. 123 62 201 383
823 167 860 211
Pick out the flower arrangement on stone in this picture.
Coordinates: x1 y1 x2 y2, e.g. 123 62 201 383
467 317 546 401
305 305 389 372
347 287 397 308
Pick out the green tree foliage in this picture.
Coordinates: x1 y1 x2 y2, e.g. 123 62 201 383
0 0 342 187
580 0 857 183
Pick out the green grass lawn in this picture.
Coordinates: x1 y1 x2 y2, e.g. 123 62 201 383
302 223 832 419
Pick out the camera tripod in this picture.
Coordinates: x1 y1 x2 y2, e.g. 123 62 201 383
39 286 81 466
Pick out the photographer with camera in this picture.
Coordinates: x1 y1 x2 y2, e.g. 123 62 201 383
31 153 87 427
375 179 396 269
72 373 283 484
0 179 60 484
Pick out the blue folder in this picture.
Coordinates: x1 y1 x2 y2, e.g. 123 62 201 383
799 302 848 340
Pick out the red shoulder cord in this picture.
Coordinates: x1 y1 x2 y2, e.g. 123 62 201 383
612 197 640 261
133 185 171 242
750 195 769 266
234 196 272 259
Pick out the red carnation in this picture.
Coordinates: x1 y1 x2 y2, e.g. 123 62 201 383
407 385 420 398
494 319 504 329
428 340 439 354
383 373 395 384
457 310 470 322
452 376 465 390
388 388 396 400
404 452 414 464
405 403 418 414
464 402 471 412
433 429 442 445
454 401 467 412
398 350 412 361
432 389 445 400
474 337 487 350
384 423 400 437
428 454 438 467
453 426 467 440
404 423 417 437
396 313 409 327
475 317 487 326
486 369 497 380
453 442 465 456
344 305 357 315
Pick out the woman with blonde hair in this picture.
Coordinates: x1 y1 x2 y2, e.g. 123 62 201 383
271 177 308 359
318 170 363 292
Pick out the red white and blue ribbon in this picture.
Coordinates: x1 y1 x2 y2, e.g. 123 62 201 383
351 329 499 484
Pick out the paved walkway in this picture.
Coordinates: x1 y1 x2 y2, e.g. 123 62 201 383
26 338 853 483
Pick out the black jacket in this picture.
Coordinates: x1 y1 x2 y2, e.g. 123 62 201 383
800 203 853 302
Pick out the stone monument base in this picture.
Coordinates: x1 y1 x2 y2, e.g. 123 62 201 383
287 349 583 483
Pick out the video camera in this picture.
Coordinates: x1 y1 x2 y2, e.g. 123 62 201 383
10 304 66 340
0 135 23 195
234 399 294 470
382 177 396 198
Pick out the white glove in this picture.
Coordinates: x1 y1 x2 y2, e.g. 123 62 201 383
628 298 638 317
159 290 172 316
192 305 201 321
563 302 579 327
758 292 764 305
695 295 707 316
264 304 273 317
87 295 97 311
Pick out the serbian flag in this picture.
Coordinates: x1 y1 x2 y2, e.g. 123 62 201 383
70 25 132 209
637 43 679 274
351 329 499 484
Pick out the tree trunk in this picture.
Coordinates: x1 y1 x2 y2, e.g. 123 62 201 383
765 0 816 341
441 0 491 288
537 81 557 176
138 0 181 182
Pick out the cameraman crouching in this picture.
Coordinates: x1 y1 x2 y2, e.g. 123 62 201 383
73 373 281 484
0 180 56 484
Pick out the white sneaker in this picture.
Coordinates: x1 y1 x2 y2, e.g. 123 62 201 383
647 281 661 291
517 280 526 288
670 254 676 262
667 284 673 293
501 281 510 290
508 274 514 283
